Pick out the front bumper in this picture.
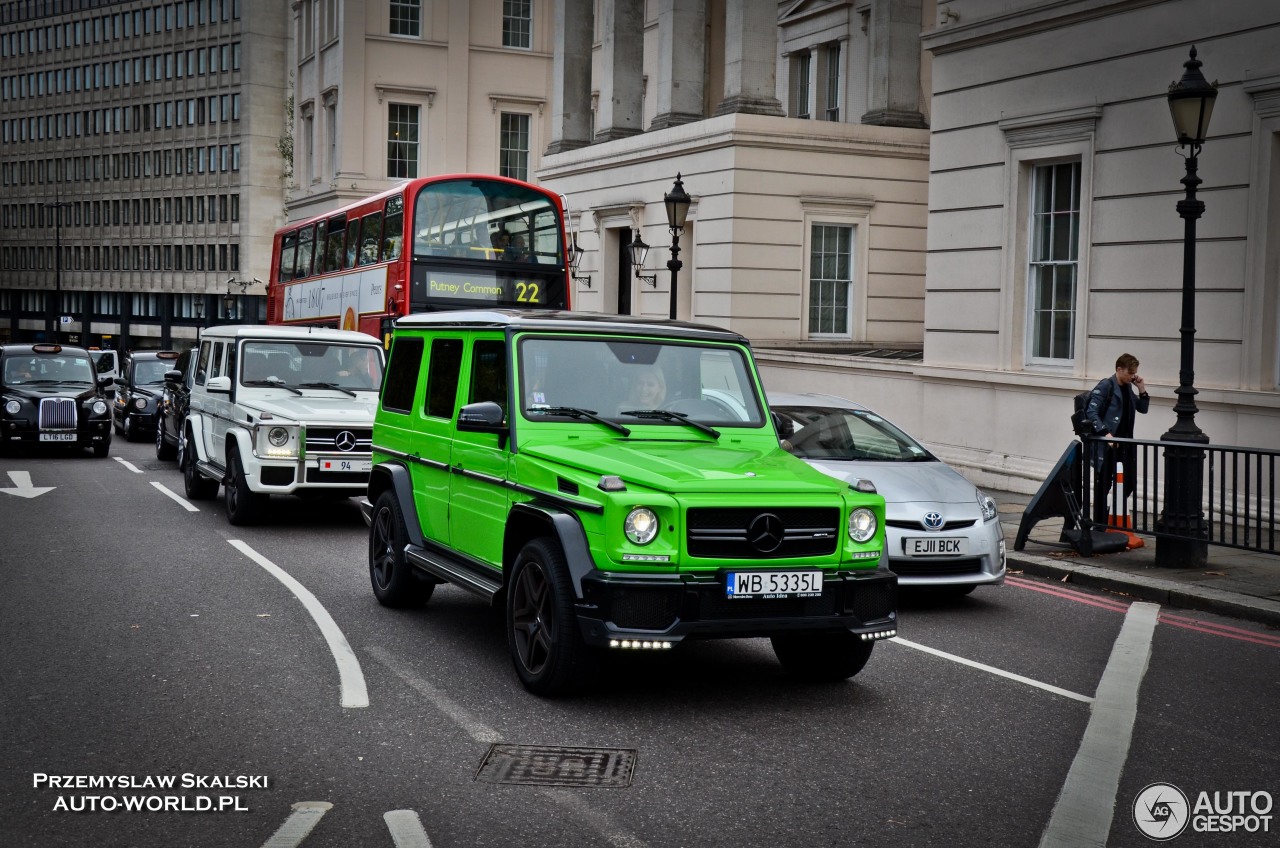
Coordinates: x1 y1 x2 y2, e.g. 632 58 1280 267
574 568 898 646
1 418 111 447
241 453 372 495
886 519 1007 587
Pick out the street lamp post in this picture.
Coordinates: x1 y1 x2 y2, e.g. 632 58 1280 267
42 198 72 343
663 175 691 321
1156 46 1216 568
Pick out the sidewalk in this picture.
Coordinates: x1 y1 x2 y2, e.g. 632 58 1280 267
990 488 1280 628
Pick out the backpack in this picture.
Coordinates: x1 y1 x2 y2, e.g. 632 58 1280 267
1071 379 1112 438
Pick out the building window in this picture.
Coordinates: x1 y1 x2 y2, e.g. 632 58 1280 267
1027 161 1081 362
390 0 419 37
502 0 531 49
387 103 420 179
808 224 853 336
824 43 840 121
794 51 811 119
499 112 529 182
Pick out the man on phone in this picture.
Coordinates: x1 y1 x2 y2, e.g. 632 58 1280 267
1085 353 1150 525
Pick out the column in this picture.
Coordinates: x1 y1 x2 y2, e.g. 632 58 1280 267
715 0 783 117
594 0 644 141
860 0 927 127
650 0 706 130
547 0 595 153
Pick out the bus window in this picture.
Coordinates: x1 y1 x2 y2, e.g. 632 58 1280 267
279 232 297 282
358 212 382 266
325 215 346 272
345 218 361 268
381 196 404 262
295 225 315 279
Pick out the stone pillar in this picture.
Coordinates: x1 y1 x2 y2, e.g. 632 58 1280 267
860 0 927 128
547 0 595 153
650 0 706 130
715 0 783 117
595 0 645 141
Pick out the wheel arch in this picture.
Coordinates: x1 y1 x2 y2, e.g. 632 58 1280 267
185 413 209 463
504 502 594 598
368 462 427 548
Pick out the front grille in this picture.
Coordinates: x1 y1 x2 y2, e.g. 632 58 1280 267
610 586 682 630
39 398 77 429
891 557 985 578
887 519 977 532
850 581 896 623
686 507 839 559
261 467 296 486
304 427 372 453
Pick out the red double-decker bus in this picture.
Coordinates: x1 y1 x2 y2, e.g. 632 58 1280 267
267 174 571 343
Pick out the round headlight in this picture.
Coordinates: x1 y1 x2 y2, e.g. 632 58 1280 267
133 397 147 410
92 400 108 415
268 427 290 447
624 507 659 545
848 507 877 543
4 400 20 415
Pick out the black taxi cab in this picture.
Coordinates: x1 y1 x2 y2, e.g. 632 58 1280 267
113 349 179 442
0 342 114 457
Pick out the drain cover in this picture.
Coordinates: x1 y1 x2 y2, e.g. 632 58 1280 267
474 744 636 787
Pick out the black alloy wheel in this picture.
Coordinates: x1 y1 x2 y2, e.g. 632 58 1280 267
771 630 875 682
507 538 590 697
368 490 434 607
224 448 268 526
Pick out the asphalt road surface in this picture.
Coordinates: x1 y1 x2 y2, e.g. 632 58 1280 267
2 439 1277 847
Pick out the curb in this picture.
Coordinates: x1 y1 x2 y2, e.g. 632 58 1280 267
1007 553 1280 629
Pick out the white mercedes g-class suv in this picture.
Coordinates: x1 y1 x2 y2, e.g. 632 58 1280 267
181 325 385 525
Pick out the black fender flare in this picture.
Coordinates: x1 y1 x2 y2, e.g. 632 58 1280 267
506 502 595 598
367 462 426 548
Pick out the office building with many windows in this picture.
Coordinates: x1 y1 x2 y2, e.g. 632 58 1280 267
0 0 288 351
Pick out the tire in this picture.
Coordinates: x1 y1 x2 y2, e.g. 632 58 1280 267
224 448 268 526
368 490 435 608
182 429 218 501
122 414 137 442
92 439 110 458
507 538 591 697
156 417 177 460
771 630 875 682
112 410 124 435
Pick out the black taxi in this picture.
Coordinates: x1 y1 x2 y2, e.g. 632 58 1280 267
113 349 179 442
0 343 114 457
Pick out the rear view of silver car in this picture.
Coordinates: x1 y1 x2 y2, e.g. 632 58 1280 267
769 392 1006 595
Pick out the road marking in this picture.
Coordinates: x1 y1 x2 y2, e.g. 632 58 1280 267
889 637 1093 703
1038 601 1159 848
113 456 143 473
385 810 433 848
365 646 500 742
150 481 198 512
229 540 369 709
0 470 54 499
260 801 332 848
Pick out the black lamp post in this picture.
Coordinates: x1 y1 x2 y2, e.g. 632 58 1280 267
629 231 656 286
1156 46 1216 568
663 174 691 320
42 198 72 343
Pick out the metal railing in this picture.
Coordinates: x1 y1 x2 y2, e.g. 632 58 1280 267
1080 435 1278 555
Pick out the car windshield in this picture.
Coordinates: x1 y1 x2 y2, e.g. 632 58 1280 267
4 354 96 385
773 405 933 462
238 341 383 391
518 336 765 427
132 360 172 385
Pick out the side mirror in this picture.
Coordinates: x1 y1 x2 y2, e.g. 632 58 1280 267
163 369 183 383
98 376 114 388
206 375 231 394
457 400 506 430
771 410 794 440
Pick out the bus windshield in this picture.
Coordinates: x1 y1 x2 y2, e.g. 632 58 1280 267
413 179 562 267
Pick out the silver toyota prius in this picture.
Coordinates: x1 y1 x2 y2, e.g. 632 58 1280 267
769 392 1006 594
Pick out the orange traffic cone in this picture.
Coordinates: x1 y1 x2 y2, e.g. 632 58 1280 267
1107 461 1144 549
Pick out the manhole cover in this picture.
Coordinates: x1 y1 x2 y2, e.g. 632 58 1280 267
474 744 636 787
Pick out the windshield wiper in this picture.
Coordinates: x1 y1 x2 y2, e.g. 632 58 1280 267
242 378 304 395
298 381 357 397
528 406 630 436
619 409 720 439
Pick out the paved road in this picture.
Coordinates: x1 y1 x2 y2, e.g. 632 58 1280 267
2 440 1277 847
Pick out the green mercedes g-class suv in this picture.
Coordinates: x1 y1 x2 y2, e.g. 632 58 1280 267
363 310 897 695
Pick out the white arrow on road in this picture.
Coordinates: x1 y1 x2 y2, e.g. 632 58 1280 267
0 470 55 499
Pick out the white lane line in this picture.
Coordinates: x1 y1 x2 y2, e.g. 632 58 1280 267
229 540 369 709
260 801 332 848
384 810 434 848
150 481 199 512
889 637 1093 704
113 456 143 473
365 646 500 743
1038 601 1160 848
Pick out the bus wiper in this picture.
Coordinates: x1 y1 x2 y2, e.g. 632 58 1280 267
298 381 357 397
529 406 631 436
242 378 304 395
619 409 720 439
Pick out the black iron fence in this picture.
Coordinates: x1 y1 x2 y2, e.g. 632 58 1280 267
1081 435 1278 555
